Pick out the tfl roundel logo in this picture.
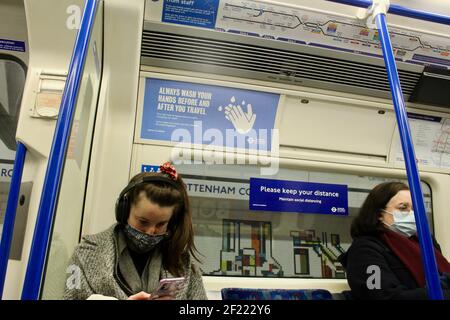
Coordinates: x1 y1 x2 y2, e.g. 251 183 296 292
331 207 337 213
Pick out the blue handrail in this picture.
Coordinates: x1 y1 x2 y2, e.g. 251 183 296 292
375 13 444 300
21 0 98 300
0 142 27 298
326 0 450 25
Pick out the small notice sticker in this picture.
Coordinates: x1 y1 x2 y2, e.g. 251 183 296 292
0 39 26 52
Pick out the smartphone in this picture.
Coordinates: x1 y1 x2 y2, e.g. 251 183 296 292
152 277 186 297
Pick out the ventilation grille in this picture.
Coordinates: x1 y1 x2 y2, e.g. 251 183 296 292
141 30 422 96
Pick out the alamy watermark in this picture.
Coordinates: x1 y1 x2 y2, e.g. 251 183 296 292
66 264 81 290
169 123 279 176
366 265 381 290
66 5 81 30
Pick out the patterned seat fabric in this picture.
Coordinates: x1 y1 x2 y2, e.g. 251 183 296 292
221 288 333 300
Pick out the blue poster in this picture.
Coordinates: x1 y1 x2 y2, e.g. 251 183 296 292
162 0 220 29
0 39 25 52
141 78 280 151
249 178 348 215
141 165 161 173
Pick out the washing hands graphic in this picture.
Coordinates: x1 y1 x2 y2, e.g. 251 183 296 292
222 96 256 134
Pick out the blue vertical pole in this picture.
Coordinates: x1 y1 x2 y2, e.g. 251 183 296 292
376 13 444 300
20 0 98 300
0 142 27 298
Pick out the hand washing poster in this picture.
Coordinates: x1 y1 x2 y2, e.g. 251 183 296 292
140 78 280 151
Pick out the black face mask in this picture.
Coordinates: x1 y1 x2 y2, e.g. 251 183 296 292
123 224 167 254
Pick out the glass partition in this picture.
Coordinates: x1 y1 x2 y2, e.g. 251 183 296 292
176 164 434 279
40 1 103 299
0 56 26 239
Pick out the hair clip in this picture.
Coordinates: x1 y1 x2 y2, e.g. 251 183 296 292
160 161 178 181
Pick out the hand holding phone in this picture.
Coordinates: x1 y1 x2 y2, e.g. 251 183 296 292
151 277 185 299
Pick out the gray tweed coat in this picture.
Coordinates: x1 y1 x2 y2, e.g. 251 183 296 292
63 224 207 300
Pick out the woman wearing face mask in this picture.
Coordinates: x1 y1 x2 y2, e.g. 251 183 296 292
338 181 450 300
63 162 207 300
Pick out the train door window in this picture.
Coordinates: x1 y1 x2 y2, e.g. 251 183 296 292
0 55 26 238
177 164 434 279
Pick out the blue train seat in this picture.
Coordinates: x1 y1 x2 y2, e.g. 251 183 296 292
221 288 333 300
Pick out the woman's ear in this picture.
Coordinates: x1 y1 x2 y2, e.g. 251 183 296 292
378 210 385 222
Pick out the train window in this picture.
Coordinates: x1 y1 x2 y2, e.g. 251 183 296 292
0 56 26 239
39 2 104 299
177 164 434 279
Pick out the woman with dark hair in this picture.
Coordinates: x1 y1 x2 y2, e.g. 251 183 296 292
64 162 207 300
339 181 450 300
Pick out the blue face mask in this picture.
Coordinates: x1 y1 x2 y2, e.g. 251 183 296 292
383 209 417 237
123 224 167 254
